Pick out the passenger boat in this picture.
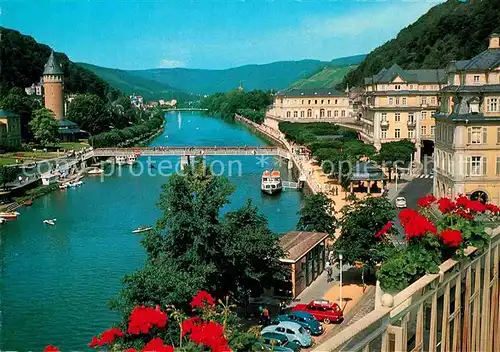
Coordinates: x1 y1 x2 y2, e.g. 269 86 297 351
43 219 56 226
0 212 20 219
261 170 282 195
132 226 153 234
87 167 104 175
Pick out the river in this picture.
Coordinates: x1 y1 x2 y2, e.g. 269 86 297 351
0 112 304 350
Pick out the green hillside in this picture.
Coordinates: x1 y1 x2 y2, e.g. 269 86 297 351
127 60 331 94
0 27 118 99
290 64 358 89
343 0 500 88
78 63 193 101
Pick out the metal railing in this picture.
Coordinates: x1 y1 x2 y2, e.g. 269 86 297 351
93 146 289 157
313 225 500 352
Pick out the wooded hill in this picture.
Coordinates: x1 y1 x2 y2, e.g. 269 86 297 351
342 0 500 88
0 27 118 100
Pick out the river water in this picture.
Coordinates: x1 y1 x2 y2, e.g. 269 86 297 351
0 112 303 351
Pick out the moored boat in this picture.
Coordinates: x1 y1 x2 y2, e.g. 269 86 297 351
59 183 68 190
115 156 128 165
0 218 6 224
261 169 282 195
87 167 104 175
132 226 153 234
0 211 20 219
126 155 137 165
43 218 56 226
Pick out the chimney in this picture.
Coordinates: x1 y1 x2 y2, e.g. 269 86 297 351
489 33 500 49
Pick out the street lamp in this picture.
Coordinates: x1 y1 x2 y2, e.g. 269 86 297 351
337 250 344 307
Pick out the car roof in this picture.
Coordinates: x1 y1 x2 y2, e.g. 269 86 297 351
262 332 287 341
396 196 406 200
275 321 302 329
310 299 333 306
289 310 314 318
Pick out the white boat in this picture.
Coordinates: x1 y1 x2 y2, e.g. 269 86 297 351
261 170 282 195
126 155 137 165
87 167 104 175
132 226 153 234
43 219 57 226
0 212 20 219
115 156 128 165
0 218 6 224
68 181 83 187
59 183 68 190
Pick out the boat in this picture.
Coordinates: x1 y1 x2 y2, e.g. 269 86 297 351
24 200 33 206
0 212 20 219
126 155 137 165
68 180 83 187
132 226 153 234
87 167 104 175
0 218 6 224
261 170 282 195
43 218 57 226
59 183 68 190
115 156 128 166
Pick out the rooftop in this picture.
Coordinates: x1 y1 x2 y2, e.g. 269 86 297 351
447 48 500 73
279 231 329 263
365 64 446 85
43 51 64 75
349 161 387 181
276 88 347 98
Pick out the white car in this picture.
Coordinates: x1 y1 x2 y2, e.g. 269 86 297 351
395 196 407 208
261 321 312 347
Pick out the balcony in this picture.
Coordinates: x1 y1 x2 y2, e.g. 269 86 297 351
407 119 416 128
380 120 389 127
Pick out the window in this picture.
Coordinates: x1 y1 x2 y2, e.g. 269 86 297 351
307 109 312 117
431 126 435 136
327 110 331 117
488 98 499 112
286 111 291 118
315 100 318 104
395 84 401 90
301 100 304 105
422 97 427 105
431 97 436 105
321 99 324 104
341 110 346 117
410 84 414 90
300 111 305 118
381 130 387 139
308 100 311 104
497 157 500 176
320 109 325 118
497 127 500 144
395 113 401 122
421 126 427 136
328 100 330 104
276 327 285 333
447 154 452 174
396 98 400 105
408 113 414 123
293 111 298 118
389 97 394 105
381 112 387 121
395 129 401 138
334 110 339 117
286 329 295 335
402 97 407 106
408 130 414 139
474 75 480 83
335 99 338 104
468 156 486 176
468 127 487 144
421 111 427 120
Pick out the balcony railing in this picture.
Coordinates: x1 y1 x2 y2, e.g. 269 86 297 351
380 120 389 127
313 225 500 352
407 119 416 127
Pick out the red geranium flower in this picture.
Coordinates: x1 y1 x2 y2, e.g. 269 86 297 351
88 327 125 347
438 198 456 214
375 221 393 238
455 195 469 208
184 320 228 352
44 345 59 352
182 317 202 336
466 200 486 213
417 195 436 208
398 209 419 226
486 203 500 214
398 209 436 240
128 306 168 335
455 209 473 220
190 291 215 309
439 229 463 247
142 338 174 352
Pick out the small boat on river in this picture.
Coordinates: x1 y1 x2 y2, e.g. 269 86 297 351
261 170 282 195
0 218 6 225
132 226 153 234
43 219 57 226
87 167 104 175
59 183 68 190
0 212 20 219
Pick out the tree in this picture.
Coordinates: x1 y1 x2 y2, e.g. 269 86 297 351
0 165 17 188
28 108 59 146
374 140 415 180
335 195 396 266
66 93 110 134
297 192 336 236
0 87 41 140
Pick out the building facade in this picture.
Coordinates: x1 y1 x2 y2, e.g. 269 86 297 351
268 88 350 121
362 64 446 161
434 34 500 205
42 51 64 119
0 109 22 148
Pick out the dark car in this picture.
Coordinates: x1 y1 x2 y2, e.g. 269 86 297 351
254 332 301 352
273 311 323 336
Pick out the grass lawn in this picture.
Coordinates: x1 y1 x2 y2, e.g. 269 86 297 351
54 141 90 150
0 157 21 166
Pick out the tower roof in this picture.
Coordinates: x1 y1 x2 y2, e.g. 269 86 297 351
43 51 64 75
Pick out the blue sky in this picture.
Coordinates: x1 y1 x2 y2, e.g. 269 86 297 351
1 0 439 70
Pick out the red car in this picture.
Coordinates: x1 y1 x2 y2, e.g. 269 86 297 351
291 299 343 324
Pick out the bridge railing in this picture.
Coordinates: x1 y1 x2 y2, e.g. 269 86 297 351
313 225 500 352
93 146 290 157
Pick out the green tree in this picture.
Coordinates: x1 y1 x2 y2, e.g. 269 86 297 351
374 140 415 180
0 87 41 140
335 195 396 266
0 165 17 188
297 192 336 236
66 93 110 134
28 108 59 146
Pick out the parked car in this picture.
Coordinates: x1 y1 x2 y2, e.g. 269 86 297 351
291 299 343 324
395 196 407 208
261 321 312 347
253 332 302 352
272 311 323 336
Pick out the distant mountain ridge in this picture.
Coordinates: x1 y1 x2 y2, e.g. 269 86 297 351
343 0 500 88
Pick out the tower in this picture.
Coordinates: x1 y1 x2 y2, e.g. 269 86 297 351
43 51 64 119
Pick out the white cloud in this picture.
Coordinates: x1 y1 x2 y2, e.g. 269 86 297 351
159 58 185 68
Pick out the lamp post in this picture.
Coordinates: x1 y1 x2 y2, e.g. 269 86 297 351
337 250 344 307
